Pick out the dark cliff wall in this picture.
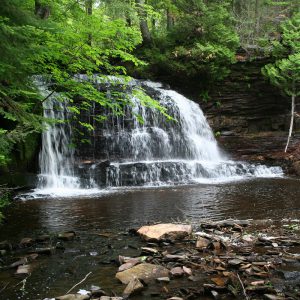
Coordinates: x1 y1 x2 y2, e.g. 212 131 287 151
202 60 297 135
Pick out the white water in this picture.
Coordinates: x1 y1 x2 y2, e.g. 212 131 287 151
28 77 282 198
32 81 99 198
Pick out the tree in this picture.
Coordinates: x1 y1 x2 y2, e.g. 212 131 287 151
0 0 144 165
262 13 300 152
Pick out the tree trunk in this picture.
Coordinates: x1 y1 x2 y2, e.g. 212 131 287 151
135 0 152 45
86 0 93 45
255 0 260 35
285 93 295 152
167 8 174 31
35 0 50 19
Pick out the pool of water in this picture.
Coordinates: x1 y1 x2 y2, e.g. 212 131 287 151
1 177 300 299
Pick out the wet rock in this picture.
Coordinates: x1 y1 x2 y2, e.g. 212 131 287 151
164 254 188 261
20 238 34 247
283 271 300 280
211 290 220 299
0 241 12 251
137 223 192 242
58 231 76 241
210 276 228 287
116 263 169 284
56 295 89 300
141 247 159 255
196 237 210 249
156 277 170 283
123 277 144 296
170 267 184 277
90 285 106 297
242 234 255 243
183 266 192 276
228 259 243 266
264 294 286 300
10 258 28 268
100 297 123 300
32 247 55 255
118 260 140 272
15 264 31 276
167 298 184 300
0 249 6 256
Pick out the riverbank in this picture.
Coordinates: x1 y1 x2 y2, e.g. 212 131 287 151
0 218 300 300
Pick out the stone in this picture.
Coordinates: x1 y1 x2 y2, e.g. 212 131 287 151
0 241 12 251
20 238 34 247
182 266 192 276
170 267 184 277
228 259 243 266
100 297 123 300
264 295 286 300
167 297 184 300
141 247 159 254
164 254 188 260
196 237 210 249
32 247 55 255
118 260 140 272
137 224 192 241
156 277 170 283
58 231 76 241
15 265 31 276
116 263 169 284
123 278 144 296
56 295 89 300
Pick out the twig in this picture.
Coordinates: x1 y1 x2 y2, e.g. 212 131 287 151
237 272 249 300
0 282 9 293
65 272 92 295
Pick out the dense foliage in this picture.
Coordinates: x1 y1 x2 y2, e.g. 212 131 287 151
0 0 143 165
0 0 299 166
262 12 300 151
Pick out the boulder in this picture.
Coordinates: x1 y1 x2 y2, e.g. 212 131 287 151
116 263 169 284
137 224 192 241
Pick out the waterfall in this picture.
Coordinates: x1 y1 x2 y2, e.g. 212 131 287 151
32 76 282 197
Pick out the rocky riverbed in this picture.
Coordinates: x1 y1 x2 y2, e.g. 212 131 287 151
0 219 300 300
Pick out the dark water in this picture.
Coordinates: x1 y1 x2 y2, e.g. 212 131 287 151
1 177 300 299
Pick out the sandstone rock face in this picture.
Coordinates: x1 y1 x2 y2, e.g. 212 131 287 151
116 263 169 284
137 223 192 241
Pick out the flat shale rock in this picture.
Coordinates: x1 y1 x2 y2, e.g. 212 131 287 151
123 277 144 296
137 223 192 241
100 297 123 300
116 263 169 284
56 295 89 300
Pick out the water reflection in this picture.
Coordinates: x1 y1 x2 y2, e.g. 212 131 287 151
1 178 300 242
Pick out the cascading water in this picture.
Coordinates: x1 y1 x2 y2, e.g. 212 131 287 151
33 80 97 197
32 76 282 197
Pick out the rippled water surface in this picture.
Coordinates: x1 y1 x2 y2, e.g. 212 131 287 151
1 178 300 300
